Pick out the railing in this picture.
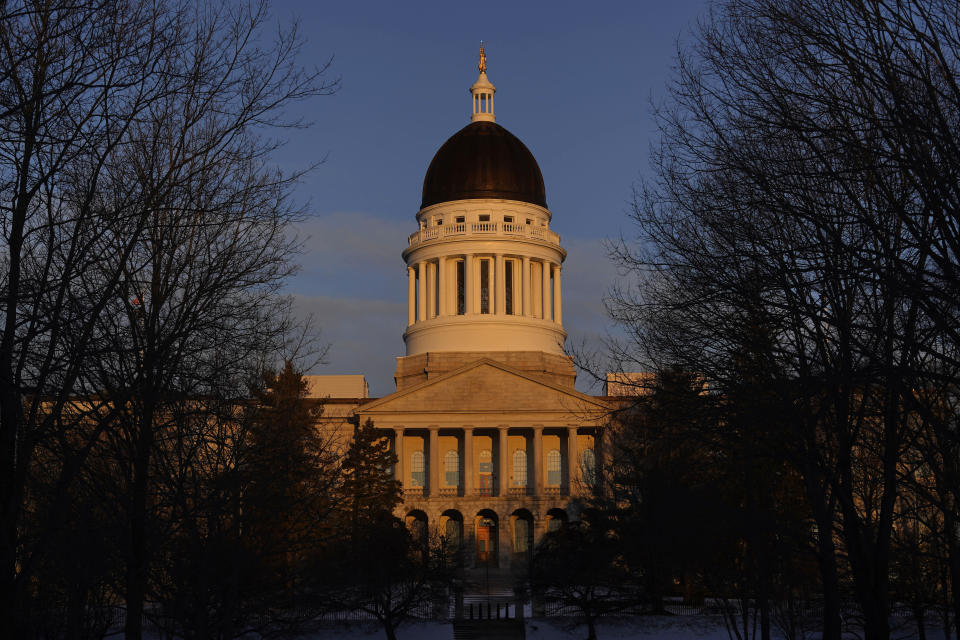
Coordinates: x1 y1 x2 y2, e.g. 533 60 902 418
439 487 459 497
507 486 530 496
407 221 561 248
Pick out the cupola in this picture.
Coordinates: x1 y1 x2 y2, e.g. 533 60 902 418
402 45 567 359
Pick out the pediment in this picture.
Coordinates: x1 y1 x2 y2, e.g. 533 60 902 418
360 358 609 417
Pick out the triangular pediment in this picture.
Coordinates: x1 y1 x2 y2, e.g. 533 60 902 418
359 358 610 417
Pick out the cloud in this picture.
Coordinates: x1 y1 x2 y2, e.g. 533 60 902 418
290 220 632 396
289 212 412 300
293 293 406 397
559 237 630 391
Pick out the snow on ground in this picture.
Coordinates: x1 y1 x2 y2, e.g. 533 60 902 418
526 616 732 640
292 616 754 639
291 621 453 640
289 614 941 639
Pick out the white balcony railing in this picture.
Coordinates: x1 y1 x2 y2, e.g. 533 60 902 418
407 221 561 248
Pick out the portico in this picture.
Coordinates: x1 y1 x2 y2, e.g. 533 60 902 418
358 357 608 569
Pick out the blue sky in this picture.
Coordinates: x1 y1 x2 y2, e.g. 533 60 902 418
270 0 713 395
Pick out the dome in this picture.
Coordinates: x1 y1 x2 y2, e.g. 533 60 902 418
421 121 547 209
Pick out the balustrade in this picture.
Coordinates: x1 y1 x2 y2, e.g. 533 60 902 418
407 221 561 248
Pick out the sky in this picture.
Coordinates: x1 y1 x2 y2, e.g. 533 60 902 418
269 0 714 396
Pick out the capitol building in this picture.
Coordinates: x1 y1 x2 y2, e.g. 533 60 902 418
309 47 615 579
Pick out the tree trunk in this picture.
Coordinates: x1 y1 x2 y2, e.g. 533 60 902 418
125 401 155 640
804 471 842 640
0 395 23 635
384 620 398 640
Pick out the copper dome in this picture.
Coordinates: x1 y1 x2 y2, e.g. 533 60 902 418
421 121 547 209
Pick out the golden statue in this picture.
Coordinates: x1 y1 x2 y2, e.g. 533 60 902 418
478 41 487 74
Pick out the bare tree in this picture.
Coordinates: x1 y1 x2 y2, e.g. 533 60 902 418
609 2 960 639
0 0 183 628
0 1 334 636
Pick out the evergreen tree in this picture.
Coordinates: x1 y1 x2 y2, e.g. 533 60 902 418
327 420 438 640
339 418 402 542
244 362 338 577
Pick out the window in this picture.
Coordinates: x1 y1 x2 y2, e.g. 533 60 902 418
547 449 561 486
480 259 490 314
504 216 514 223
456 260 465 315
455 215 465 223
437 218 443 226
479 450 493 496
525 218 532 225
504 260 514 315
581 449 596 486
411 451 425 487
445 450 459 486
479 449 493 473
479 214 490 222
513 450 527 486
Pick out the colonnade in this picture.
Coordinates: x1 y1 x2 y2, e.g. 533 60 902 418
406 255 562 325
390 426 594 498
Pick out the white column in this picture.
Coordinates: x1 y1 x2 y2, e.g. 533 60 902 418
463 427 474 496
438 256 447 317
498 428 508 496
465 254 475 314
567 427 577 495
533 427 544 496
542 260 551 320
522 256 531 317
407 267 416 325
395 428 405 486
553 264 562 324
495 253 505 315
417 262 427 322
429 428 439 497
426 261 436 318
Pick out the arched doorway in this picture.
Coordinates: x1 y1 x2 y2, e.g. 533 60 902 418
440 509 464 566
405 510 428 553
545 507 568 533
475 509 498 568
510 509 534 568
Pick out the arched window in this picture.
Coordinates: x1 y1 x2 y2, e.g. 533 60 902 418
444 450 459 486
513 449 527 486
411 451 425 487
547 449 561 486
581 449 596 486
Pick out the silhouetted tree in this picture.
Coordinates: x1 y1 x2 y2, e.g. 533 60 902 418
338 419 402 543
148 363 337 639
603 369 721 612
531 513 636 640
607 2 960 638
0 0 333 635
324 421 439 640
